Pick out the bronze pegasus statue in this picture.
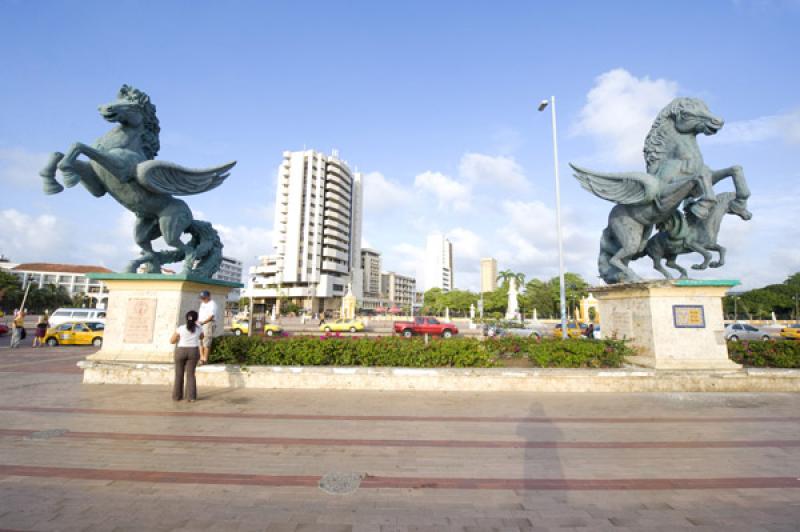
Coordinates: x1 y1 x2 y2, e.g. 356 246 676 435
570 97 751 284
39 84 235 278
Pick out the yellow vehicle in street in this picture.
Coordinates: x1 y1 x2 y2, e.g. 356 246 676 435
45 321 105 347
781 324 800 340
320 319 365 333
230 319 283 337
552 322 589 339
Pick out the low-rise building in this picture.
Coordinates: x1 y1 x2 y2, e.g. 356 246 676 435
381 271 416 310
0 260 113 308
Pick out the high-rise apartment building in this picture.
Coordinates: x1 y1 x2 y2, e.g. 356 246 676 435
480 257 498 293
361 248 382 297
381 271 416 309
424 233 454 292
248 149 363 314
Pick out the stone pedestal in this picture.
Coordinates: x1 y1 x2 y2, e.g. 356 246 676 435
86 273 242 364
593 280 740 370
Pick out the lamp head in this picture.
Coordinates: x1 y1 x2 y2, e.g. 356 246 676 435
537 99 549 112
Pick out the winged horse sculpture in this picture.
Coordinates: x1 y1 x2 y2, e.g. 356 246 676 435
39 85 235 278
570 97 751 284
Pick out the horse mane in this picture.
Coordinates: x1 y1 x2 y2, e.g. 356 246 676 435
643 98 685 174
118 84 160 159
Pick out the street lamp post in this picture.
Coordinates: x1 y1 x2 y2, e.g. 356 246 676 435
539 96 568 339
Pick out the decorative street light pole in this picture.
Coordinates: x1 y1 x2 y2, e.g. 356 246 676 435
539 96 568 339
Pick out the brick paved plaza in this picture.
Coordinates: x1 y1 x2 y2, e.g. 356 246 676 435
0 343 799 531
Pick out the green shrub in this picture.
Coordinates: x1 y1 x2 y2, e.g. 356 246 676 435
727 340 800 368
210 335 632 368
483 336 631 368
210 336 495 368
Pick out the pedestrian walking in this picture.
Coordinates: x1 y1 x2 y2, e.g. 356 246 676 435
197 290 218 365
10 309 25 349
32 313 49 348
170 310 203 402
583 323 595 340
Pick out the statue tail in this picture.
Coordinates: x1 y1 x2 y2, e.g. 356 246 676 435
598 227 624 284
186 220 224 278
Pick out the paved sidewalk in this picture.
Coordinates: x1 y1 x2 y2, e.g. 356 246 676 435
0 345 799 531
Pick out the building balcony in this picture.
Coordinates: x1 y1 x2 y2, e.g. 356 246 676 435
326 178 351 196
324 209 350 225
323 218 349 234
322 247 349 261
321 260 349 274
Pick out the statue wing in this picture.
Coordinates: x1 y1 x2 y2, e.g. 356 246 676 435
570 164 660 205
135 160 236 195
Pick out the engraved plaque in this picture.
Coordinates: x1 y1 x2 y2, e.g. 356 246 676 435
123 298 157 343
673 305 705 328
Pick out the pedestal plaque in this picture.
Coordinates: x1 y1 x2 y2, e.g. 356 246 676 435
593 280 741 370
123 298 157 343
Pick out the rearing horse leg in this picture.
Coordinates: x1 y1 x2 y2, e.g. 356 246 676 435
687 241 713 270
607 216 644 282
665 255 688 279
58 142 135 187
708 244 726 268
712 165 750 201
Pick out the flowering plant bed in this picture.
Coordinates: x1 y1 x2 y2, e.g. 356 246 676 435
210 335 632 369
727 340 800 368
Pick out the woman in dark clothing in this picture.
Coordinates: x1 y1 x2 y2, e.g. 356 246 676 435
170 310 204 402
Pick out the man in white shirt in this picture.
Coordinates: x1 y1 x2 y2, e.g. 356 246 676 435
198 290 218 364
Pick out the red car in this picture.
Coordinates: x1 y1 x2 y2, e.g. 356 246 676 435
0 323 9 336
393 317 459 338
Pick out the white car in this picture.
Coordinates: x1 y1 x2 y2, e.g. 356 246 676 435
724 323 770 342
49 308 107 327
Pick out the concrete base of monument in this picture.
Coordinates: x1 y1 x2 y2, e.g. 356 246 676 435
76 361 800 392
85 273 243 364
593 279 741 370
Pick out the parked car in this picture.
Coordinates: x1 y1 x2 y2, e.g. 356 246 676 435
44 321 105 347
780 323 800 340
320 319 365 333
49 308 106 327
553 322 588 339
393 317 458 338
499 327 543 339
724 323 770 342
230 319 283 337
0 323 8 336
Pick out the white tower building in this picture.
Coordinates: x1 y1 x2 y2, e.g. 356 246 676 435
424 233 454 292
248 149 363 314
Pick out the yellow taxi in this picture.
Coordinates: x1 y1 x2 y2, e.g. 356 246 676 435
45 321 105 347
552 322 588 339
320 319 365 333
230 319 283 337
780 324 800 340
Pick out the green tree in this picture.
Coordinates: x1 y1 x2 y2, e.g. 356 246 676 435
0 270 23 313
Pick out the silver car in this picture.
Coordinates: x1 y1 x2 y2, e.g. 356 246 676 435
724 323 770 342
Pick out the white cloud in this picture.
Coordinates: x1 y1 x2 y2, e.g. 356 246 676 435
447 227 483 265
458 153 527 189
363 171 412 211
494 200 598 282
413 171 471 211
0 209 65 259
709 109 800 145
0 147 50 188
572 68 679 167
213 223 274 276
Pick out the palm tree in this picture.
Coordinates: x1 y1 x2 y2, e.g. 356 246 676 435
497 270 525 289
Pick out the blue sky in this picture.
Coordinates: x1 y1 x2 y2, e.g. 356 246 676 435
1 0 798 290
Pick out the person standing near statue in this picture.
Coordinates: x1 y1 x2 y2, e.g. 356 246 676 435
198 290 218 365
170 310 203 402
10 309 25 349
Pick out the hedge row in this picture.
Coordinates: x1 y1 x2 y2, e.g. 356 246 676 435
727 340 800 368
209 335 632 368
483 336 632 368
